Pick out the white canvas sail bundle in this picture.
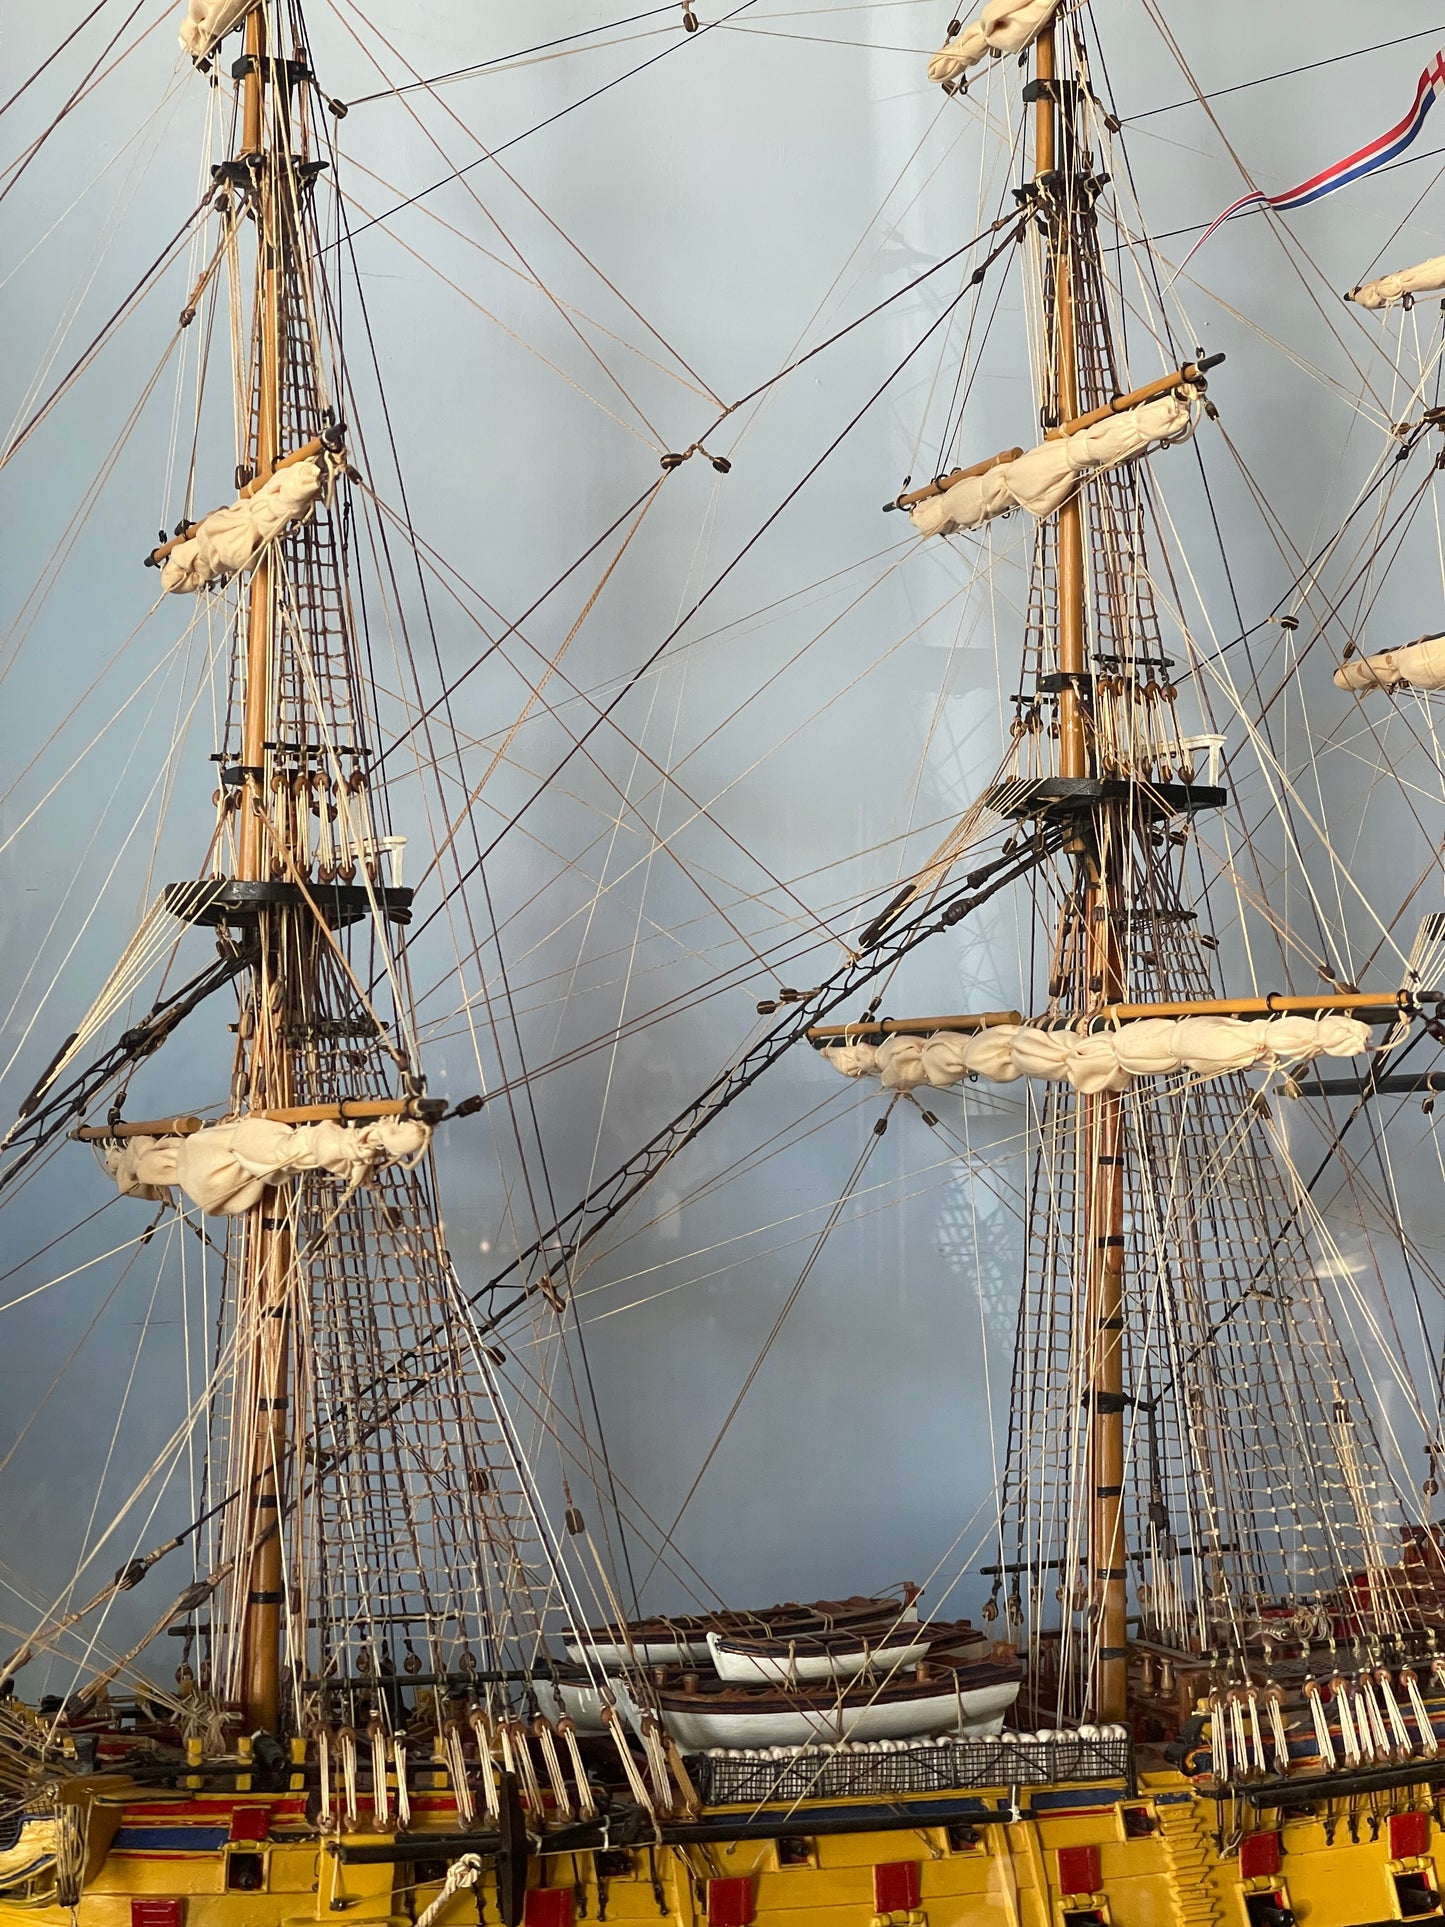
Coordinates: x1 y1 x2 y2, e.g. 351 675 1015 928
824 1012 1373 1095
161 457 327 594
1335 634 1445 693
909 388 1200 539
928 0 1063 85
1345 255 1445 311
178 0 257 59
102 1114 432 1214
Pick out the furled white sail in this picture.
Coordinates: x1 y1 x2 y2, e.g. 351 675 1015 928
161 458 327 594
910 388 1199 539
1345 255 1445 311
1334 634 1445 693
824 1013 1372 1094
178 0 256 59
928 0 1062 85
102 1114 432 1215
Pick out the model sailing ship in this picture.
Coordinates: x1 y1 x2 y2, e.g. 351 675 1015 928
8 0 1445 1920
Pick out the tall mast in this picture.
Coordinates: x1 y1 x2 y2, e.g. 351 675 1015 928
138 0 569 1742
235 3 292 1734
1034 17 1128 1722
1034 26 1086 785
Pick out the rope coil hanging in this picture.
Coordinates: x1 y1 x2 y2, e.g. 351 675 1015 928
533 1715 573 1821
413 1855 485 1927
317 1727 334 1827
393 1737 411 1828
444 1722 475 1825
470 1710 502 1825
558 1716 596 1822
338 1727 359 1826
369 1722 390 1827
1304 1678 1337 1770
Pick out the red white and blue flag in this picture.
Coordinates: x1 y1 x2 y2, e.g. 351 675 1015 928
1186 50 1445 265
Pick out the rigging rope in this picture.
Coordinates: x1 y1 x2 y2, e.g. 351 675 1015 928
637 1105 895 1590
334 0 764 249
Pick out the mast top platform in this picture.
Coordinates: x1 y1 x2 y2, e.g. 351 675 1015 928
163 878 413 929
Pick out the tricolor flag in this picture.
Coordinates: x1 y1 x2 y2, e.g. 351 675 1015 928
1185 49 1445 266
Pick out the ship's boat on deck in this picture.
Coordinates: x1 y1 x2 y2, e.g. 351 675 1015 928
623 1653 1023 1750
704 1614 984 1683
561 1591 918 1670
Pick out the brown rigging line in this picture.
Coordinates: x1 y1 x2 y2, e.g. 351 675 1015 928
634 1104 896 1594
317 116 596 1253
331 0 765 251
399 479 667 898
1126 25 1445 125
1251 455 1436 722
0 202 206 470
343 8 679 109
1139 0 1397 413
466 836 1064 1323
338 263 645 1496
309 102 649 1615
0 0 165 207
1124 1027 1438 1423
392 266 988 971
1172 416 1439 699
336 157 714 406
0 0 119 120
1171 419 1343 987
359 485 871 982
182 834 1064 1562
331 0 720 421
365 208 1017 786
329 7 665 448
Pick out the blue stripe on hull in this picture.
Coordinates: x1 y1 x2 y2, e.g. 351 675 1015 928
110 1828 231 1853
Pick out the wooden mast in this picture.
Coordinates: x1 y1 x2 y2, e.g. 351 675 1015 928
1034 25 1087 784
1034 18 1129 1723
235 2 292 1735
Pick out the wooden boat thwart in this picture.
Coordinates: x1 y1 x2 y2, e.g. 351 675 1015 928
706 1616 987 1683
624 1656 1022 1752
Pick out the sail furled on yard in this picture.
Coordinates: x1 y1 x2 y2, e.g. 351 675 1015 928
1345 254 1445 310
218 1107 563 1713
909 388 1200 539
824 1012 1374 1094
178 0 256 59
993 849 1419 1705
160 457 329 594
1335 633 1445 692
928 0 1062 86
101 1114 432 1215
140 28 588 1718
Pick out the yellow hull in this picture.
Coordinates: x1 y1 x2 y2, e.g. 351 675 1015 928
5 1765 1442 1927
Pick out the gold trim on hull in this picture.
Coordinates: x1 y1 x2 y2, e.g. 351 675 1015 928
8 1770 1445 1927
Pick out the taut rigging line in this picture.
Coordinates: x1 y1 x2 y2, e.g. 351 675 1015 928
0 949 249 1199
142 824 1074 1607
0 825 1066 1606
